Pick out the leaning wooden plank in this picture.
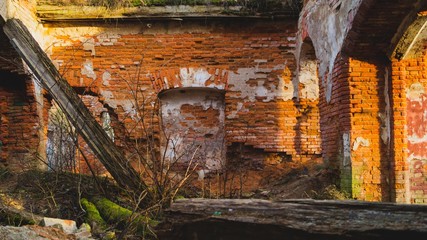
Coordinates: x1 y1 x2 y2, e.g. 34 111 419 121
2 18 147 196
158 198 427 239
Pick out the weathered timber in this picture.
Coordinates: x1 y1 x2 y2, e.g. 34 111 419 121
2 18 147 195
158 198 427 240
0 203 43 226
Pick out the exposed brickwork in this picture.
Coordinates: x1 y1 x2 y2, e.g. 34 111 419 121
319 54 392 201
0 73 42 170
0 0 424 204
392 47 427 204
390 58 410 203
160 89 225 171
318 53 351 191
49 20 322 171
348 58 390 201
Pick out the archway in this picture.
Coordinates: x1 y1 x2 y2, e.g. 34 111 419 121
159 87 226 172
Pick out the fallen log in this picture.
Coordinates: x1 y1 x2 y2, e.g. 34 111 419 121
2 18 147 196
158 198 427 240
0 203 43 226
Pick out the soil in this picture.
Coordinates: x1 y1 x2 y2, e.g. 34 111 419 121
0 160 340 238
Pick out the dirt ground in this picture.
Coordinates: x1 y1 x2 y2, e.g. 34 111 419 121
0 160 344 238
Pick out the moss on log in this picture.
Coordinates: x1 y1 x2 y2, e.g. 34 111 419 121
0 204 42 226
80 198 107 231
93 198 158 235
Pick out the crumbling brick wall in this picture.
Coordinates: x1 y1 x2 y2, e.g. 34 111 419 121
318 53 351 189
347 58 391 202
392 47 427 204
0 73 43 170
49 19 322 172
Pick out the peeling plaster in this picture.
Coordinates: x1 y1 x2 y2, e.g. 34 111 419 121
406 82 425 102
156 67 226 90
228 102 246 119
179 68 213 88
408 134 427 144
102 71 111 86
353 137 370 151
99 90 136 119
228 65 293 103
160 89 225 170
81 59 96 80
298 48 320 100
296 0 363 103
32 76 48 169
83 38 96 56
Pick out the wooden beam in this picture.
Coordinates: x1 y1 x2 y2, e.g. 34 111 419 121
3 18 147 195
158 198 427 240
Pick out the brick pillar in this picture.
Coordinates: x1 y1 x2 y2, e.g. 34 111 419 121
320 54 392 201
347 58 391 201
319 53 351 192
0 73 43 170
391 59 410 203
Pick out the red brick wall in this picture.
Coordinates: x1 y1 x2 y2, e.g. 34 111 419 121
318 53 351 187
320 54 392 201
390 58 409 203
49 19 321 171
348 58 390 201
0 73 42 170
392 48 427 204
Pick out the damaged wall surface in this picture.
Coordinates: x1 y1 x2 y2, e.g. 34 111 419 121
0 0 426 203
298 0 427 203
48 19 321 172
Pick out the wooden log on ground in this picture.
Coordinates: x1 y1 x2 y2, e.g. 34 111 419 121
158 198 427 240
0 203 43 226
2 18 147 196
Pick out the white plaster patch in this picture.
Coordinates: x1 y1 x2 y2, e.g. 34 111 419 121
228 102 246 119
343 132 351 167
296 0 363 103
407 134 427 144
81 59 96 80
102 71 111 86
298 57 320 100
407 153 427 162
99 90 136 119
179 68 214 88
52 60 64 70
406 82 425 102
82 38 96 56
352 137 370 151
227 65 293 103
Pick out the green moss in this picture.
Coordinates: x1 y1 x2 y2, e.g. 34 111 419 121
94 198 158 236
0 212 35 226
80 198 108 231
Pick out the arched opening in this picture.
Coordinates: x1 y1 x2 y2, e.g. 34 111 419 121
298 39 319 101
159 87 226 172
46 101 77 171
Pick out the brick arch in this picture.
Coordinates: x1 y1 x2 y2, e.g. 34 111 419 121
158 87 226 171
150 67 228 94
342 0 427 59
298 38 320 101
338 0 427 203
